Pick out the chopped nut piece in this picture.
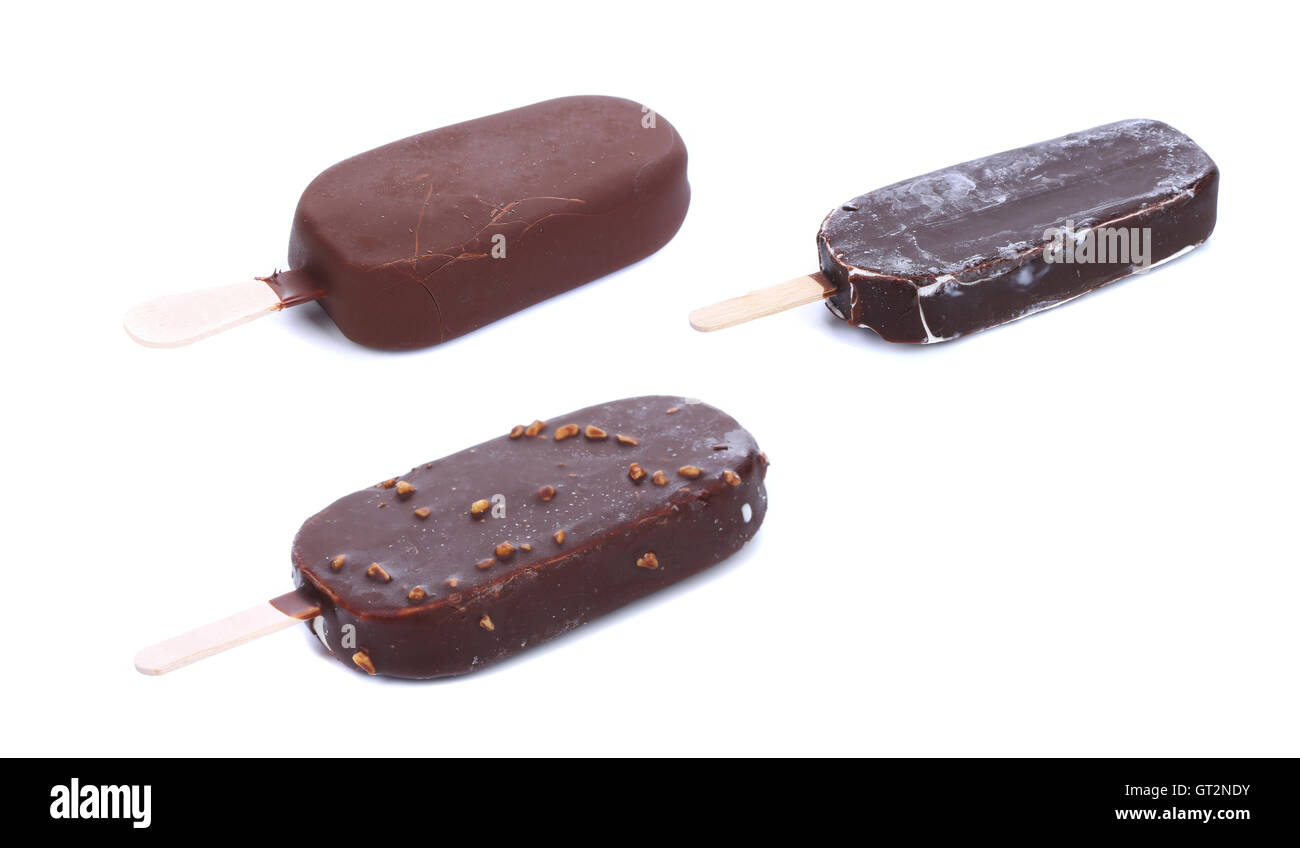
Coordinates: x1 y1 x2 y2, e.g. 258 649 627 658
366 563 391 582
495 542 516 559
475 559 494 570
678 465 703 478
377 502 388 509
379 478 397 489
666 407 681 414
446 577 459 588
352 651 376 675
395 480 415 498
615 434 639 446
584 425 608 440
508 425 525 439
537 485 557 502
520 543 532 552
329 554 347 570
408 586 427 602
553 423 580 441
723 470 741 486
470 499 491 518
479 615 495 632
628 462 647 482
524 419 547 437
651 470 669 486
413 507 431 519
553 530 566 545
635 552 660 570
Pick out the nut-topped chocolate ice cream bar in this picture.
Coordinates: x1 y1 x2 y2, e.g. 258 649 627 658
135 396 767 678
289 396 767 679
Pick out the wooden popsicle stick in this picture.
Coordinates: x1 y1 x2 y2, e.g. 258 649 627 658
134 590 320 676
124 279 285 348
689 272 836 332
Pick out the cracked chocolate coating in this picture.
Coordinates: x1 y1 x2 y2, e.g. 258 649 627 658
291 396 767 679
266 96 690 349
819 119 1219 342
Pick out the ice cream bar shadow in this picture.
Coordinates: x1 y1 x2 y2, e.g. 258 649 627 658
125 96 689 350
691 119 1218 343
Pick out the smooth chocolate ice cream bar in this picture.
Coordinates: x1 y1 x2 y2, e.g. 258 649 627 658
692 119 1218 342
126 96 689 349
135 396 767 679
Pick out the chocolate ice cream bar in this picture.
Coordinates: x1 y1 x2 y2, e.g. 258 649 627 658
134 396 767 678
126 96 689 349
691 119 1218 342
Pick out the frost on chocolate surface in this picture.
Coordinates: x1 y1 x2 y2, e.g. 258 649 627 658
820 119 1217 281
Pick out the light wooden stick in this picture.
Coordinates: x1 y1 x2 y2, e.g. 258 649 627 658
134 591 320 676
689 273 836 332
124 279 285 348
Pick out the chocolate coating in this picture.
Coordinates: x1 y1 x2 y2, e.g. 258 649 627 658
262 96 689 350
291 396 767 679
819 119 1219 342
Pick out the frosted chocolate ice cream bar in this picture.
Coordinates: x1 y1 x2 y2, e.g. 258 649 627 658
126 96 689 349
692 119 1218 342
134 396 767 679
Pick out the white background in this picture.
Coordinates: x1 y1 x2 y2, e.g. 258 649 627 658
3 0 1296 757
